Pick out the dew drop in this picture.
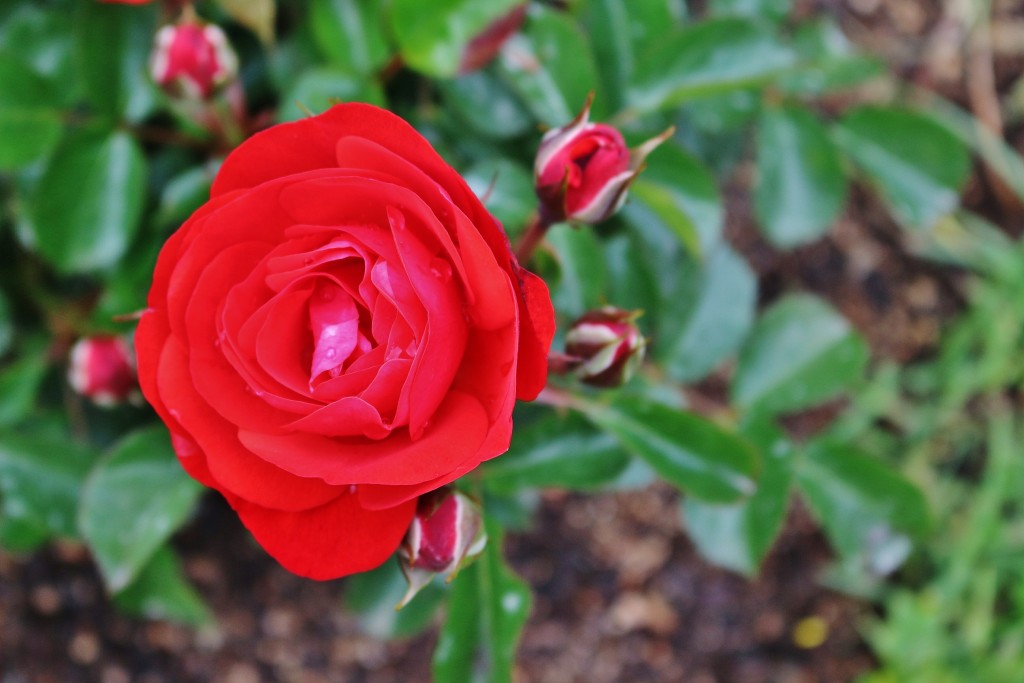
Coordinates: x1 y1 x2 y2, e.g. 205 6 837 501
325 348 337 360
429 257 452 282
319 287 336 301
348 484 358 494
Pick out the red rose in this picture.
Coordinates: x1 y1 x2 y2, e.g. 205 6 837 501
135 104 554 579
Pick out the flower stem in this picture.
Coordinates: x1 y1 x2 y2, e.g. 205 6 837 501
514 213 551 265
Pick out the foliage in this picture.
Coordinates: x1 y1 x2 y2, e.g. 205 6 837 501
0 0 987 678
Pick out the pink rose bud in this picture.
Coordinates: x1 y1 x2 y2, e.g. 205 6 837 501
67 336 140 407
534 95 674 224
149 17 238 100
398 490 486 607
458 3 528 74
564 307 646 388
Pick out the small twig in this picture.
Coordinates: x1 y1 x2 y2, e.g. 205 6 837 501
513 213 551 264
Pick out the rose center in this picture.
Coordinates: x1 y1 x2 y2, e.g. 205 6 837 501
308 280 372 385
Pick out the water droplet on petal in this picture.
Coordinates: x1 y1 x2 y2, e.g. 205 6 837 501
430 257 452 282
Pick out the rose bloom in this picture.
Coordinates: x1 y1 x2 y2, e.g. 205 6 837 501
136 104 554 579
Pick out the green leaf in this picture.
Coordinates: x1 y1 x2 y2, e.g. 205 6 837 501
578 397 759 502
604 231 662 331
79 426 203 592
390 0 520 78
277 67 385 122
658 242 756 383
0 432 97 539
28 130 147 274
732 294 868 415
628 18 794 113
114 545 212 625
74 1 157 122
152 164 214 229
682 417 794 575
709 0 791 21
218 0 276 44
0 290 12 358
546 225 607 321
0 5 76 86
0 54 63 170
495 6 600 126
441 70 533 140
309 0 390 76
795 439 930 574
463 159 535 239
0 512 49 553
432 517 531 683
483 412 630 493
345 558 446 639
0 346 49 428
778 18 884 95
623 141 723 256
754 105 847 248
833 106 971 229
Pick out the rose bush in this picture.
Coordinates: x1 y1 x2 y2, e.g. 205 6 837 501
135 103 554 580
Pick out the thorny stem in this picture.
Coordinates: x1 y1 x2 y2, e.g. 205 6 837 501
513 213 551 265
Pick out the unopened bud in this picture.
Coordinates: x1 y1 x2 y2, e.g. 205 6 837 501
564 307 645 388
149 16 238 100
398 489 486 607
534 95 673 224
68 335 139 407
458 4 528 74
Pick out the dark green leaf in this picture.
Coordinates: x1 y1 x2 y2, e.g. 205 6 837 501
833 106 971 229
0 346 49 428
74 1 157 122
496 6 600 126
628 18 794 112
79 426 202 592
432 517 531 683
483 412 630 493
778 18 884 95
345 558 446 639
658 242 756 383
0 5 76 86
709 0 791 20
309 0 390 75
578 397 759 502
441 70 533 140
152 165 214 229
28 130 147 274
683 417 793 574
114 545 212 625
796 439 930 574
391 0 520 78
755 105 846 248
546 225 607 321
0 290 12 358
0 512 49 553
0 54 63 170
0 432 97 538
277 67 385 122
463 159 535 239
732 294 868 415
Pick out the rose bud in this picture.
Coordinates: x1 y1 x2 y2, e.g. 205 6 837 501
68 335 140 407
149 15 238 100
564 307 646 388
398 489 486 606
534 96 674 224
458 3 528 74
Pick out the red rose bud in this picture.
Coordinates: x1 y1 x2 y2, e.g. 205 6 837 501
398 490 486 607
534 96 674 224
458 3 528 74
150 17 238 100
68 336 140 407
565 307 646 388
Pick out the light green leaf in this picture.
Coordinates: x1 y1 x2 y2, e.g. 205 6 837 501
0 54 63 170
546 224 607 321
578 397 759 502
833 106 971 229
495 6 600 126
345 558 446 639
463 159 535 239
755 105 847 248
28 130 147 274
709 0 791 21
390 0 520 78
79 426 202 592
683 417 793 575
277 67 385 122
732 294 868 415
432 516 531 683
629 18 794 113
309 0 389 76
441 70 533 140
114 545 212 625
483 412 630 493
0 346 49 428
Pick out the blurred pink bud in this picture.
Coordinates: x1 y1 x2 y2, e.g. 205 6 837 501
458 4 528 74
149 18 238 100
565 307 646 388
534 96 674 224
398 490 486 607
68 336 139 407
